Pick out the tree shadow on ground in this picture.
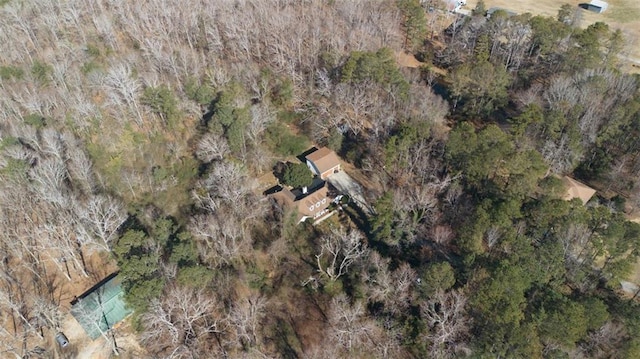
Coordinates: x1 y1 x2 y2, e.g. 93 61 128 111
342 202 396 261
272 161 287 184
270 318 300 359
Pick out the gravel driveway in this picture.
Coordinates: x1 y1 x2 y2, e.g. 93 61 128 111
328 171 373 215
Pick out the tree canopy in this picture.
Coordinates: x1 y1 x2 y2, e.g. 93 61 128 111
1 1 640 358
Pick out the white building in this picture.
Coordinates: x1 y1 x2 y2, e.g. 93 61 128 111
586 0 608 14
445 0 466 12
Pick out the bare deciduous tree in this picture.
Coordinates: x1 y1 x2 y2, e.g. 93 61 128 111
229 294 267 349
316 229 368 282
390 263 417 309
579 321 626 359
541 134 581 174
484 226 502 249
362 252 416 314
362 251 394 303
431 224 455 246
247 103 275 143
140 285 226 358
32 295 63 331
28 157 69 207
195 133 230 163
77 194 127 253
0 285 42 342
65 139 97 195
189 213 252 267
421 289 471 359
102 62 144 125
560 223 592 262
193 161 257 213
327 294 375 351
514 82 543 109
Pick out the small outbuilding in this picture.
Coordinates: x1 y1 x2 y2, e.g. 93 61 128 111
306 147 341 180
584 0 608 13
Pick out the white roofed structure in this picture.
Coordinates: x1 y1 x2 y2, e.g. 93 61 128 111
586 0 608 13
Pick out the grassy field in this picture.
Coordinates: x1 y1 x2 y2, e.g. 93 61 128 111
465 0 640 70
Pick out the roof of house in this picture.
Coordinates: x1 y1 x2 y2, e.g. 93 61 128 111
297 185 329 217
271 183 331 220
276 186 296 202
563 176 596 205
306 147 340 174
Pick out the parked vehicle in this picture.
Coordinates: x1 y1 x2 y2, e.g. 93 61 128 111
55 332 69 348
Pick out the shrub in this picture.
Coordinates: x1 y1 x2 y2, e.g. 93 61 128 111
340 48 409 99
184 77 216 106
23 113 46 128
0 65 24 80
282 162 313 188
142 85 179 126
265 122 309 156
31 61 53 84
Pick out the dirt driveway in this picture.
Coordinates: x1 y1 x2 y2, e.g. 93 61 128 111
328 171 373 215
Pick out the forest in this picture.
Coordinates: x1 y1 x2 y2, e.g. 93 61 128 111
1 0 640 358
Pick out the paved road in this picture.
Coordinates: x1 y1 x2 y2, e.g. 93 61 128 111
328 171 374 215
